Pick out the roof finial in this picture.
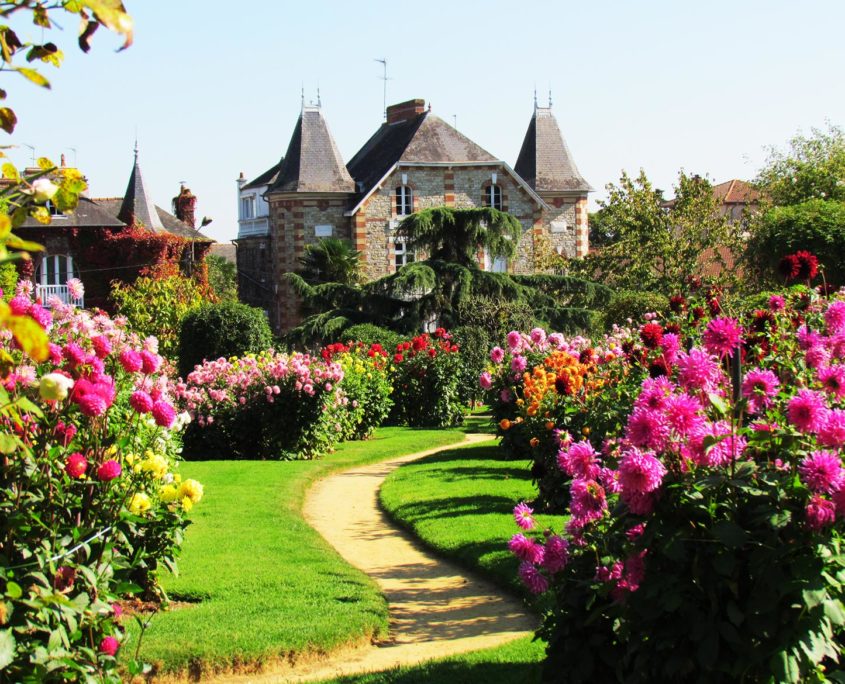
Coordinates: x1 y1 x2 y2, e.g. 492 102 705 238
133 137 139 162
301 84 305 110
533 86 538 112
549 89 553 108
317 86 321 107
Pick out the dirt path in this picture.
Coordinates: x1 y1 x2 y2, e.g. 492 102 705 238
207 433 536 683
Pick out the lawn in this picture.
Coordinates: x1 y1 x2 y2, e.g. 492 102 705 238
133 427 466 677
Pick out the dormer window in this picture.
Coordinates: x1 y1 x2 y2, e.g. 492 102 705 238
45 200 65 218
395 185 413 216
485 184 502 211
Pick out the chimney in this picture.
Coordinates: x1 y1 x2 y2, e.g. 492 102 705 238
386 99 426 124
173 184 197 229
237 171 247 189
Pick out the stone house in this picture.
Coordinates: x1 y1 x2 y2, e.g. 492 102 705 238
237 98 592 333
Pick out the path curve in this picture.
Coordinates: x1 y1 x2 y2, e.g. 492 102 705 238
208 433 536 683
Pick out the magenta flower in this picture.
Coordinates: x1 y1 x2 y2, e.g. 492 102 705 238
702 421 747 467
72 377 116 418
508 533 544 563
129 390 154 414
557 440 601 480
702 317 743 358
490 346 505 364
513 502 536 530
97 459 122 482
506 331 522 352
618 448 666 495
569 478 607 525
741 368 780 413
660 333 680 364
65 452 88 479
677 349 722 392
119 349 143 373
799 451 844 494
663 393 705 436
797 325 823 351
530 327 547 345
805 345 831 370
806 495 836 531
91 335 112 359
634 376 674 412
819 409 845 447
478 371 493 390
787 389 828 433
541 535 569 573
518 561 549 594
152 400 177 428
625 407 669 451
99 636 120 656
769 295 786 312
818 365 845 399
825 300 845 335
511 355 527 373
140 350 162 374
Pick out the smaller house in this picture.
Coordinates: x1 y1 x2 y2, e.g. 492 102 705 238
18 147 213 309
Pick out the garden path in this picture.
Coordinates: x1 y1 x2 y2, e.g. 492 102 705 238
205 433 536 683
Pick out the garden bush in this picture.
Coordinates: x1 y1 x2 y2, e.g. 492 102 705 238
1 281 200 679
176 351 345 460
501 284 845 682
321 341 394 440
177 301 273 378
603 289 668 330
389 329 465 428
341 323 403 353
451 325 491 408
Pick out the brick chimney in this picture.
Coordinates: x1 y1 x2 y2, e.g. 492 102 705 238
173 184 197 229
386 99 426 124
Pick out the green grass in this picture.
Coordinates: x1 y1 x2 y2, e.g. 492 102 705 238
324 636 544 684
133 427 466 676
379 442 555 599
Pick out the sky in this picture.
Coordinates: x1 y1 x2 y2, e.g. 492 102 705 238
5 0 844 243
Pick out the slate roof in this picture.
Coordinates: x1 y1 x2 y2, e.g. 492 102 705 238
95 198 212 241
118 150 166 232
19 197 126 229
268 107 355 194
243 160 283 190
515 107 592 193
347 111 498 197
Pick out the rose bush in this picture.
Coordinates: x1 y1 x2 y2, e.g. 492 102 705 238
1 281 200 681
505 284 845 683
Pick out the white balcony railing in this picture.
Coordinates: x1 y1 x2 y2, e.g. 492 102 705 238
237 217 270 238
36 284 84 309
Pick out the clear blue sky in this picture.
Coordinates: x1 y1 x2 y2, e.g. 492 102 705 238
6 0 844 243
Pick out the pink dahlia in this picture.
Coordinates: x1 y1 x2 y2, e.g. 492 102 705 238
826 301 845 335
479 372 493 390
140 350 162 375
530 327 547 345
119 349 143 373
797 325 823 351
664 393 705 436
129 390 154 414
511 355 527 373
557 440 601 480
97 459 122 482
65 452 88 479
621 489 655 515
99 636 119 656
702 317 743 358
634 376 675 412
618 448 666 495
518 561 549 594
625 407 669 451
799 451 844 494
91 335 112 359
741 368 780 413
660 333 681 365
73 377 116 418
805 345 831 370
787 389 828 434
490 346 505 364
541 535 569 573
513 502 536 530
506 331 522 352
569 478 607 525
508 534 544 564
769 295 786 312
151 400 176 428
818 409 845 447
677 349 722 392
818 365 845 399
703 422 747 467
806 495 836 531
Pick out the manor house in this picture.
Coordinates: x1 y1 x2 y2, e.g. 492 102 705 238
236 97 592 333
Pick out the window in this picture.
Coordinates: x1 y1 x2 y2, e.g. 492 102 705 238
45 200 65 217
394 238 415 269
38 254 75 286
395 185 413 216
483 248 507 273
485 184 502 210
241 195 256 219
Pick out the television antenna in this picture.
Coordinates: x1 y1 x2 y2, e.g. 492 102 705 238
374 58 391 120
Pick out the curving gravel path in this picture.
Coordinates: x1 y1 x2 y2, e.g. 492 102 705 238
205 433 536 684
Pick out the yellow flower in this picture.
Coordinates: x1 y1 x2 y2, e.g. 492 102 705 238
160 484 179 502
104 444 118 458
141 454 168 480
178 478 203 504
181 497 194 513
128 492 152 516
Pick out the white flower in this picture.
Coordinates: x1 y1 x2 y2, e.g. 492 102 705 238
31 178 58 203
39 373 74 401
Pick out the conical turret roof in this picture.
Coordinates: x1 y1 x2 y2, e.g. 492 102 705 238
118 145 166 232
268 106 355 194
515 107 592 193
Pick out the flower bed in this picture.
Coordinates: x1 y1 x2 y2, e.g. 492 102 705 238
1 281 199 680
500 286 845 682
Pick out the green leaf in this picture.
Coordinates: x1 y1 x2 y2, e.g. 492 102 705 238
15 67 50 89
0 433 18 454
5 581 22 599
825 598 845 626
0 629 15 670
712 520 747 548
707 392 729 416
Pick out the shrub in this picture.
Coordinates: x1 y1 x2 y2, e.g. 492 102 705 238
505 287 845 683
1 283 199 679
603 289 668 330
341 323 403 352
176 351 344 460
389 329 464 428
177 301 273 378
451 325 491 407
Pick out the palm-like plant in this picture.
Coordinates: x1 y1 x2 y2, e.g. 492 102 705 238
299 238 362 285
